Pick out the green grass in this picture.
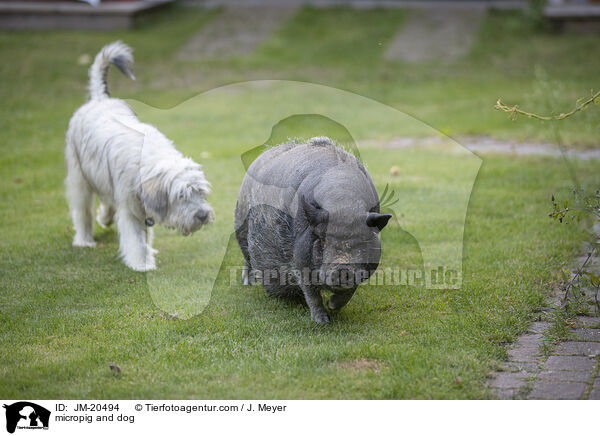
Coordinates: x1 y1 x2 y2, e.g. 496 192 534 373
1 5 600 399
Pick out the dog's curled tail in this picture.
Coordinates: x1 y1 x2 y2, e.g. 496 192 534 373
88 41 135 101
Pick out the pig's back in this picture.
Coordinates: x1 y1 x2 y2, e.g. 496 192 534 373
235 138 364 228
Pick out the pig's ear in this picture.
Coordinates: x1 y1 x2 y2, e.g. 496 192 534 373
367 212 392 231
301 194 328 227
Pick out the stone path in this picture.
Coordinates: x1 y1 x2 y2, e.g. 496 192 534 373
371 135 600 161
372 135 600 398
489 314 600 399
489 243 600 400
178 5 298 60
490 315 600 399
384 7 485 63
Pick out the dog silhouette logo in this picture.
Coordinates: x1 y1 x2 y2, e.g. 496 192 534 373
3 402 50 433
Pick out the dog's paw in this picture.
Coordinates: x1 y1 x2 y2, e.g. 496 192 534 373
126 261 156 272
122 254 156 271
73 239 96 248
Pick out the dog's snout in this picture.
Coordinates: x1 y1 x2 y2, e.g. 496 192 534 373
194 210 210 224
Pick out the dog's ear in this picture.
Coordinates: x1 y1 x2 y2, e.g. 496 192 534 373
140 179 168 219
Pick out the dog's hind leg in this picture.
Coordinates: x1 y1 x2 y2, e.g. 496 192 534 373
96 202 115 228
65 151 96 248
116 209 156 271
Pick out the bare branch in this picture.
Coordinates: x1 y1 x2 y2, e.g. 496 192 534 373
495 89 600 121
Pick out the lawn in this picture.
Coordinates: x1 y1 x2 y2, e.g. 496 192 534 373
1 5 599 399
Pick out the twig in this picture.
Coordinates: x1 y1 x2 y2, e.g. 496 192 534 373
562 249 595 307
495 89 600 121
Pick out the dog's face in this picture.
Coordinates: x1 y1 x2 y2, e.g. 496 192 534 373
167 183 214 236
141 161 214 235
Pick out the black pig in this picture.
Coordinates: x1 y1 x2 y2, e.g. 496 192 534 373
234 137 391 324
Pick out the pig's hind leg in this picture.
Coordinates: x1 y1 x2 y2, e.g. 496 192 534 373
235 218 256 286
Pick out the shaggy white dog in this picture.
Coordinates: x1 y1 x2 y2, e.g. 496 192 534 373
65 41 214 271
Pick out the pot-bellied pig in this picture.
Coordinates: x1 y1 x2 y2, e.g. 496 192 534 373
234 137 392 324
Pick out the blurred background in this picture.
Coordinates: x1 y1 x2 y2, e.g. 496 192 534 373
1 0 598 146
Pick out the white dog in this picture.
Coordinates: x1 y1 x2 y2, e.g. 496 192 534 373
65 41 214 271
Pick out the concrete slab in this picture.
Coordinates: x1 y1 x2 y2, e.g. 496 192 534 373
489 372 529 390
529 381 587 400
178 5 298 60
554 341 600 356
571 328 600 342
543 355 596 372
538 370 592 383
384 7 484 63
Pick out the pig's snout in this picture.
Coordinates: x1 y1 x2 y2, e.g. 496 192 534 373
324 264 362 290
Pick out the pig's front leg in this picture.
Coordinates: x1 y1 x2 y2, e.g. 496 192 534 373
242 260 255 285
328 289 356 311
300 284 330 324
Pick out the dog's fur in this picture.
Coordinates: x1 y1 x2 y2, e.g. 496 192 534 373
65 41 214 271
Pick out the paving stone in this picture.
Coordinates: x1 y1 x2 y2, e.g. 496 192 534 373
502 361 540 373
384 7 484 63
571 328 600 342
491 387 520 400
590 379 600 399
576 316 600 328
543 355 596 372
507 346 541 362
588 387 600 400
489 372 528 389
178 6 298 60
528 321 550 334
528 381 587 400
515 333 544 348
538 370 592 382
554 341 600 356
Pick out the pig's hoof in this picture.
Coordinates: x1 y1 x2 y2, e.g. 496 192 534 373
242 268 258 286
311 310 331 324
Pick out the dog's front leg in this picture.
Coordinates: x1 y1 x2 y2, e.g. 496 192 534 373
146 226 158 255
116 210 156 271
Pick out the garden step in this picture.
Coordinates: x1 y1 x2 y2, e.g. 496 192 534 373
0 0 172 30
